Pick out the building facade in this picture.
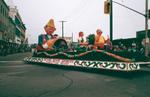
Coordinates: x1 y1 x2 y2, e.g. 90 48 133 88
0 0 26 44
136 30 150 39
8 17 15 42
9 6 26 44
0 0 9 41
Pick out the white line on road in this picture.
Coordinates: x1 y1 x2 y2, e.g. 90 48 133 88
0 61 22 63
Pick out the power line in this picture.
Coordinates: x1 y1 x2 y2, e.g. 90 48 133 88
112 0 145 17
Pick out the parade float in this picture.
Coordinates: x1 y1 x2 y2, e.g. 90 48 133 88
24 19 150 72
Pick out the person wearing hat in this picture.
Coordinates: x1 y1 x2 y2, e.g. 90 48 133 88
44 19 56 36
94 29 106 49
42 19 56 49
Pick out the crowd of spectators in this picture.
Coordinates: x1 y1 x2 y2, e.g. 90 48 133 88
112 42 145 54
0 40 31 56
1 39 145 57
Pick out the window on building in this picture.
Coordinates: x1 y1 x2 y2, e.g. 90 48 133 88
4 9 6 16
3 8 5 16
0 5 1 13
2 7 4 15
0 5 2 14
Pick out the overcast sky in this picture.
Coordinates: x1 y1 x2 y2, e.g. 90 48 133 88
5 0 150 44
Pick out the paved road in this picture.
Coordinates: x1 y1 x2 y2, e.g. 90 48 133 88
0 53 150 97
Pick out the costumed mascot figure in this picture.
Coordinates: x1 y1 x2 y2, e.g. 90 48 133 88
37 19 68 51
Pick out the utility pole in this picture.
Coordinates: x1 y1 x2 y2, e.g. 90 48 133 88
145 0 149 56
110 0 113 41
72 33 73 43
59 21 67 38
104 0 113 41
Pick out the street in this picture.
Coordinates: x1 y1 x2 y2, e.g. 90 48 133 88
0 52 150 97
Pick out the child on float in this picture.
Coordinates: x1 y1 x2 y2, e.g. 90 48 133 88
78 31 88 47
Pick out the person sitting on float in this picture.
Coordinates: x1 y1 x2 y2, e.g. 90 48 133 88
78 31 88 47
42 19 56 49
94 29 106 49
78 31 84 43
104 35 112 50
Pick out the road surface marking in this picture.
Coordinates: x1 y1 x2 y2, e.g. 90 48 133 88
0 61 22 63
